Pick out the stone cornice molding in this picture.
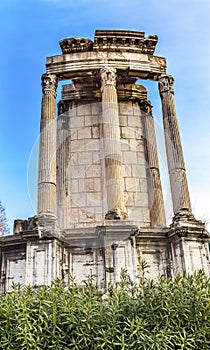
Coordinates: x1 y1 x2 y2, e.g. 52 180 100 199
94 30 158 55
59 37 93 54
59 30 158 55
46 52 166 81
46 31 166 82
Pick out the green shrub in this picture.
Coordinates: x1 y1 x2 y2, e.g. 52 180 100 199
0 270 209 349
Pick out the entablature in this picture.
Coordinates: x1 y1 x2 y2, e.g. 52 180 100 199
46 51 166 82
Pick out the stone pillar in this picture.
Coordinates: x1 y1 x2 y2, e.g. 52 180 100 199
100 67 127 220
38 74 58 216
56 111 71 229
141 100 166 226
158 74 192 216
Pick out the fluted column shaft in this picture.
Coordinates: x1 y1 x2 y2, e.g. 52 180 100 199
56 112 71 228
158 75 192 216
142 100 166 226
100 67 127 220
38 74 58 215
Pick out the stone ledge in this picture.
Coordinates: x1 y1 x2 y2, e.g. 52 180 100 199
59 30 158 56
94 30 158 55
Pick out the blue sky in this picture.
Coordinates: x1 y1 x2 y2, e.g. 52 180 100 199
0 0 210 231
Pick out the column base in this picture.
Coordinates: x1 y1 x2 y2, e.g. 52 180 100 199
105 209 128 220
171 209 209 238
173 209 194 223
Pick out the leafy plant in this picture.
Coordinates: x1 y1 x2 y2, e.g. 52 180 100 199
0 270 209 349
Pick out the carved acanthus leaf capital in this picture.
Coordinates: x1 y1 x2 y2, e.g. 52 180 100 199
140 100 153 114
42 74 58 96
100 66 116 91
158 74 174 95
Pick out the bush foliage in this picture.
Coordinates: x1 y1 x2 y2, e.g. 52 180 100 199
0 270 209 349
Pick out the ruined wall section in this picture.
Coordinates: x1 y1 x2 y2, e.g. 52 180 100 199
0 245 26 293
57 83 151 228
57 98 104 229
119 100 150 225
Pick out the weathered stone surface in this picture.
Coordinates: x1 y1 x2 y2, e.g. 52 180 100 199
158 74 192 216
0 29 209 294
59 37 93 54
38 74 57 216
94 30 158 55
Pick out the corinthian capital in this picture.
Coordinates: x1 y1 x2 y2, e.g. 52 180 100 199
100 66 116 91
158 74 174 95
42 74 58 96
140 100 153 114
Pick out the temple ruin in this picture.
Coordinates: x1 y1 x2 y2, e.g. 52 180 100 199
0 30 209 292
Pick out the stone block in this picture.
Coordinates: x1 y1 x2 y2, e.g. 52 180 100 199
136 140 144 152
133 102 141 116
134 164 147 178
77 103 91 116
121 140 130 151
85 178 94 192
129 139 138 150
127 116 139 128
85 115 99 126
84 210 95 221
124 192 134 207
91 102 101 115
119 102 133 115
123 151 138 164
71 165 86 179
94 178 101 192
85 164 101 177
119 115 128 126
71 192 86 207
140 178 148 192
136 129 143 140
78 127 92 139
122 164 132 177
70 129 78 140
92 151 101 164
121 127 136 139
70 179 79 193
70 208 79 222
142 208 150 224
71 139 85 152
137 152 145 165
67 104 77 116
70 116 85 128
87 192 102 206
85 139 100 151
131 164 146 177
128 207 142 222
95 211 103 222
70 152 78 165
134 192 148 207
125 177 137 192
78 151 92 164
78 179 85 192
91 126 100 138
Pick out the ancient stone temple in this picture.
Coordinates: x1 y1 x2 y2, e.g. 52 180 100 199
0 30 209 293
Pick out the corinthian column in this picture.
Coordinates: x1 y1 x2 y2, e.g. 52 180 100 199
141 100 166 226
38 73 58 216
158 74 192 216
100 67 127 220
